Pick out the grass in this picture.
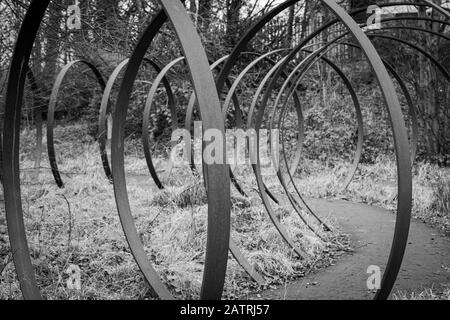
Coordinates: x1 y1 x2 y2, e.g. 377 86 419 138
0 123 351 300
291 156 450 237
1 123 448 300
394 286 450 300
287 155 450 300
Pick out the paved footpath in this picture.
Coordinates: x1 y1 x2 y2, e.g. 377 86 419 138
250 198 450 300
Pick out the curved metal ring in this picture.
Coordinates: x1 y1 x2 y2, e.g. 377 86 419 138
141 57 182 189
208 49 315 254
274 45 364 227
218 49 301 203
248 43 345 236
216 0 412 300
340 41 419 163
5 0 445 301
110 0 230 300
2 0 50 299
140 55 265 285
184 55 249 197
98 57 178 186
47 60 106 188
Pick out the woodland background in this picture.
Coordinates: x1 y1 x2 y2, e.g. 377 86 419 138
0 0 449 165
0 0 449 300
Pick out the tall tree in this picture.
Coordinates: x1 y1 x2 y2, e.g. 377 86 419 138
42 2 61 84
286 3 296 47
416 1 443 159
198 0 213 31
225 0 243 47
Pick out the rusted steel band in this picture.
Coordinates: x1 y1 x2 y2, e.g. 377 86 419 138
23 67 45 176
269 45 345 232
47 60 106 188
110 9 175 299
215 1 446 93
234 51 303 204
184 55 230 135
141 57 182 189
140 58 265 288
222 50 305 175
218 0 410 300
367 34 450 80
98 59 129 182
4 0 444 301
275 46 363 225
139 54 264 285
222 49 288 117
98 57 177 185
260 47 339 234
382 61 419 164
184 55 248 197
220 49 313 253
229 239 265 285
215 49 322 248
185 56 248 197
220 50 302 201
2 0 49 299
340 42 419 164
372 25 450 42
325 0 412 300
111 0 230 300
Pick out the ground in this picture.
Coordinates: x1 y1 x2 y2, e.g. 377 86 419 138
0 123 449 300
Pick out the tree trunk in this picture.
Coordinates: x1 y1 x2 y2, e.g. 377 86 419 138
189 0 198 24
198 0 212 31
286 4 295 47
300 0 310 40
226 0 243 48
42 2 61 87
319 7 329 106
417 4 441 160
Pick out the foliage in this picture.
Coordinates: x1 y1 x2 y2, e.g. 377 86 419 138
0 124 351 299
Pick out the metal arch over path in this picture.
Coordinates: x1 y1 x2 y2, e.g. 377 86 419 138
3 0 50 299
110 1 230 300
2 0 449 300
97 57 178 187
214 0 413 300
46 60 106 188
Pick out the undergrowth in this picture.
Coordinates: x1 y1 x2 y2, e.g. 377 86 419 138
0 124 351 300
292 156 450 236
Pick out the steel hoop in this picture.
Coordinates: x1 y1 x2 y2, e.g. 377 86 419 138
5 0 448 301
2 0 50 299
215 0 412 300
98 57 178 185
339 42 420 163
47 60 106 188
139 57 265 285
110 0 230 300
